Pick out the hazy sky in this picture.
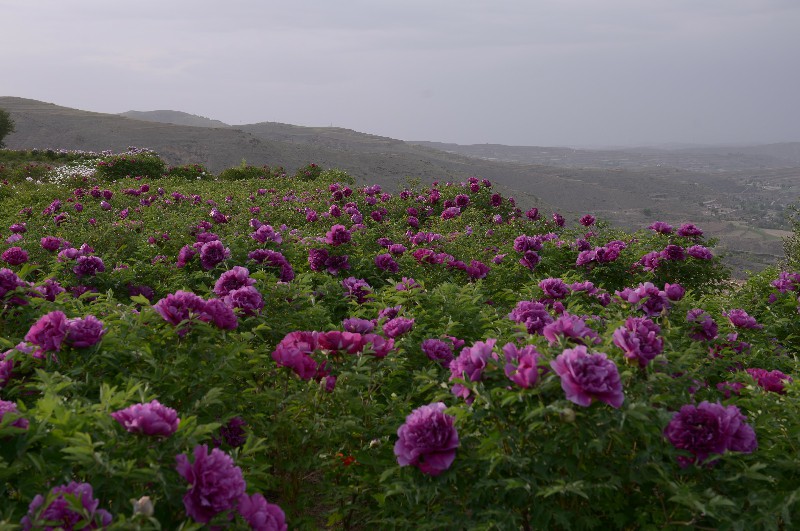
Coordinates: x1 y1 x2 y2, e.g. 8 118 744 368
2 0 798 147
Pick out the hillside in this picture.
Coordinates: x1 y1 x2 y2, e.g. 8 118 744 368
1 96 794 274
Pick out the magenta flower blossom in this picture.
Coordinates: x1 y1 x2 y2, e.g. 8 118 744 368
21 482 112 530
677 223 703 237
73 255 105 277
224 286 264 316
687 308 718 341
25 310 68 353
2 246 29 266
550 346 624 408
539 278 570 299
317 331 365 355
449 339 496 401
214 266 255 297
542 313 601 346
204 298 239 330
746 368 792 394
0 399 28 429
508 300 553 334
375 253 400 273
199 240 231 270
325 224 352 246
111 399 180 437
342 277 373 304
661 244 685 261
519 250 541 270
65 315 106 348
724 309 762 329
394 402 459 476
0 267 26 299
238 493 288 531
362 333 395 358
271 331 319 380
421 338 455 366
612 317 664 367
248 249 295 282
648 221 673 234
342 317 375 334
579 214 596 226
465 260 490 280
664 401 757 467
40 236 62 252
383 317 414 338
154 290 210 335
503 343 544 388
664 283 685 301
687 244 713 260
250 224 282 244
176 444 247 524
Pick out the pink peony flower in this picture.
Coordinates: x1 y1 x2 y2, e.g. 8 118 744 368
111 399 180 437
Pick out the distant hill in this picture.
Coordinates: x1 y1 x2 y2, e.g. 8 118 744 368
119 110 230 129
1 96 795 274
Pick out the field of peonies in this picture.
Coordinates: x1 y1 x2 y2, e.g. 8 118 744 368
0 147 798 529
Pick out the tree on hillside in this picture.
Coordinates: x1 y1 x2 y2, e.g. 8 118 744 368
0 108 15 148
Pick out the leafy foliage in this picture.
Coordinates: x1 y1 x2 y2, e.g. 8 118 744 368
0 149 797 529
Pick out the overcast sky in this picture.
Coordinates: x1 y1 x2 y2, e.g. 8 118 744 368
1 0 798 147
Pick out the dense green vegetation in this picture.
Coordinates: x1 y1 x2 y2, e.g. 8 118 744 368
0 148 798 529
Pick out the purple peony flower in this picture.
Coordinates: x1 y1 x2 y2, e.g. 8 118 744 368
687 308 718 341
648 221 673 234
612 317 664 367
238 493 288 531
550 346 624 408
677 223 703 237
64 315 106 348
375 253 400 273
383 317 414 338
449 339 496 401
421 338 455 366
746 368 792 394
317 330 365 355
199 240 231 270
664 283 685 301
204 298 239 330
176 244 198 268
579 214 596 226
216 416 248 448
325 224 351 246
0 399 29 429
342 317 375 334
73 255 105 277
539 278 570 299
2 246 29 266
362 333 395 358
153 290 211 337
342 276 373 304
214 266 256 297
663 401 757 467
687 244 713 260
394 402 459 476
224 286 264 316
271 331 319 380
503 343 544 388
508 300 553 334
0 267 26 300
519 250 541 270
542 313 601 346
111 399 180 437
308 248 329 272
20 481 112 530
25 310 68 353
40 236 62 252
176 444 247 524
724 309 761 329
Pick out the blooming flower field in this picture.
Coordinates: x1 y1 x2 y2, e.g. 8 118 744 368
0 148 798 529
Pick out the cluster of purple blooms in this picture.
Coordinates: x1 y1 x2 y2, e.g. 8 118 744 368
176 444 286 528
616 282 684 316
664 402 757 467
22 310 106 358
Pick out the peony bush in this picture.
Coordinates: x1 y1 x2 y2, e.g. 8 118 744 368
0 147 797 529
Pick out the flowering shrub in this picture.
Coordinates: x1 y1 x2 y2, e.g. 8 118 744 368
0 149 797 528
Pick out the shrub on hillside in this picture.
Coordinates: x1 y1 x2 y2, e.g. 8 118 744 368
95 148 166 180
